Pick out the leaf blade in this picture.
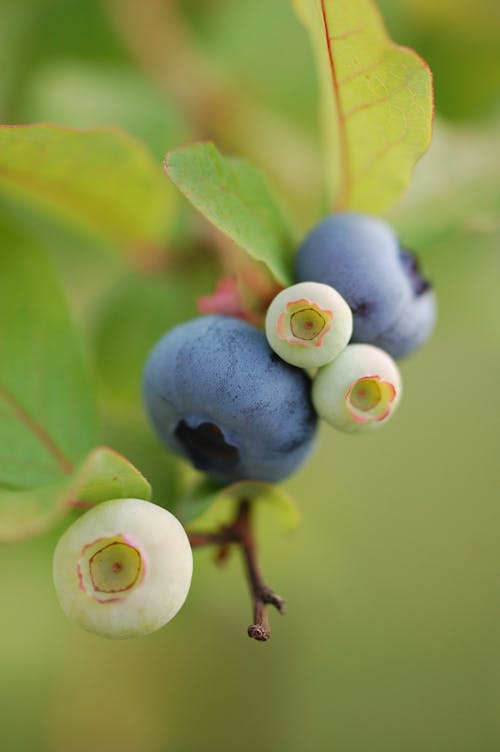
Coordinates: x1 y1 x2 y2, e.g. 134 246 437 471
0 447 152 543
69 446 152 506
0 224 98 490
0 481 69 544
178 478 300 532
294 0 433 213
165 142 294 285
0 124 174 252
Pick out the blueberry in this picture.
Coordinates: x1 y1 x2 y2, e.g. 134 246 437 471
371 283 436 359
312 344 402 433
265 281 353 369
295 212 436 358
142 315 318 483
53 499 193 639
398 248 431 297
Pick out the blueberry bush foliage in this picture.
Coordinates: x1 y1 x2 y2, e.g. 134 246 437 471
0 0 498 649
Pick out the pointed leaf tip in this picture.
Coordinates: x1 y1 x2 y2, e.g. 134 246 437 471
165 142 295 286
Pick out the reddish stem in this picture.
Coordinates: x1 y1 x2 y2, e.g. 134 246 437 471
187 500 284 641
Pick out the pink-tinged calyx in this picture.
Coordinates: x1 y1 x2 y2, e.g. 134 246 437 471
198 277 245 318
77 534 145 604
276 298 333 347
198 274 282 325
346 375 397 424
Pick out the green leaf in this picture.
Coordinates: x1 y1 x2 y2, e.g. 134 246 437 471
175 478 222 526
0 224 98 491
0 447 152 543
69 446 152 506
165 142 294 285
178 478 300 532
0 225 158 541
294 0 433 213
0 223 96 536
390 119 500 247
0 124 174 253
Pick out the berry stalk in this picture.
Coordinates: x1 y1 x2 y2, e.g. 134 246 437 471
188 500 284 642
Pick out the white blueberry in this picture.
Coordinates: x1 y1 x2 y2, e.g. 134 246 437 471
53 498 193 638
265 282 353 368
312 344 402 433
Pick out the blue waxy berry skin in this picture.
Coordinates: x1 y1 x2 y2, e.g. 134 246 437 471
143 315 318 484
295 212 436 358
371 283 436 359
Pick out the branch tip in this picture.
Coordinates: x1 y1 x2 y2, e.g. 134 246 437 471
188 499 284 641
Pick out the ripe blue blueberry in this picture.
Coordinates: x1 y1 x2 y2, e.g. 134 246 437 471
143 315 318 484
294 212 436 358
370 249 436 358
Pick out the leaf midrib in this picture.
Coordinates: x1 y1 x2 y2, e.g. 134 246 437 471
321 0 350 210
0 380 74 479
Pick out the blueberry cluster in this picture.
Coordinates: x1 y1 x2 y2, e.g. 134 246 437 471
52 213 435 640
143 212 436 484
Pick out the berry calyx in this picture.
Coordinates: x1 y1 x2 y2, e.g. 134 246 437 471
346 375 396 424
281 299 332 345
79 535 144 602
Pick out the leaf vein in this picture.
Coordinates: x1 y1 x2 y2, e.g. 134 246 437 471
329 27 363 42
338 59 384 87
353 136 406 183
343 79 412 120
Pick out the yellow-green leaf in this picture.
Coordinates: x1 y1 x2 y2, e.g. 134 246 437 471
294 0 433 213
0 124 174 253
67 446 152 506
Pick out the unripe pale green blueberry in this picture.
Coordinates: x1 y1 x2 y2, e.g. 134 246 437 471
265 282 353 368
312 344 402 433
53 498 193 639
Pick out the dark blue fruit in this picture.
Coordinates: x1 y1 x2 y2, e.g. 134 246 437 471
142 315 318 483
295 212 436 358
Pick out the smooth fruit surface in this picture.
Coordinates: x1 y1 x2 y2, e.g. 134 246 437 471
295 212 436 357
143 315 318 483
371 283 436 358
265 281 352 368
53 498 193 639
312 343 402 433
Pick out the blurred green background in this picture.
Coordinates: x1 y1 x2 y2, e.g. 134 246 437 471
0 0 499 750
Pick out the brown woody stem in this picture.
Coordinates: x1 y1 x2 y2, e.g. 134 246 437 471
187 500 284 642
